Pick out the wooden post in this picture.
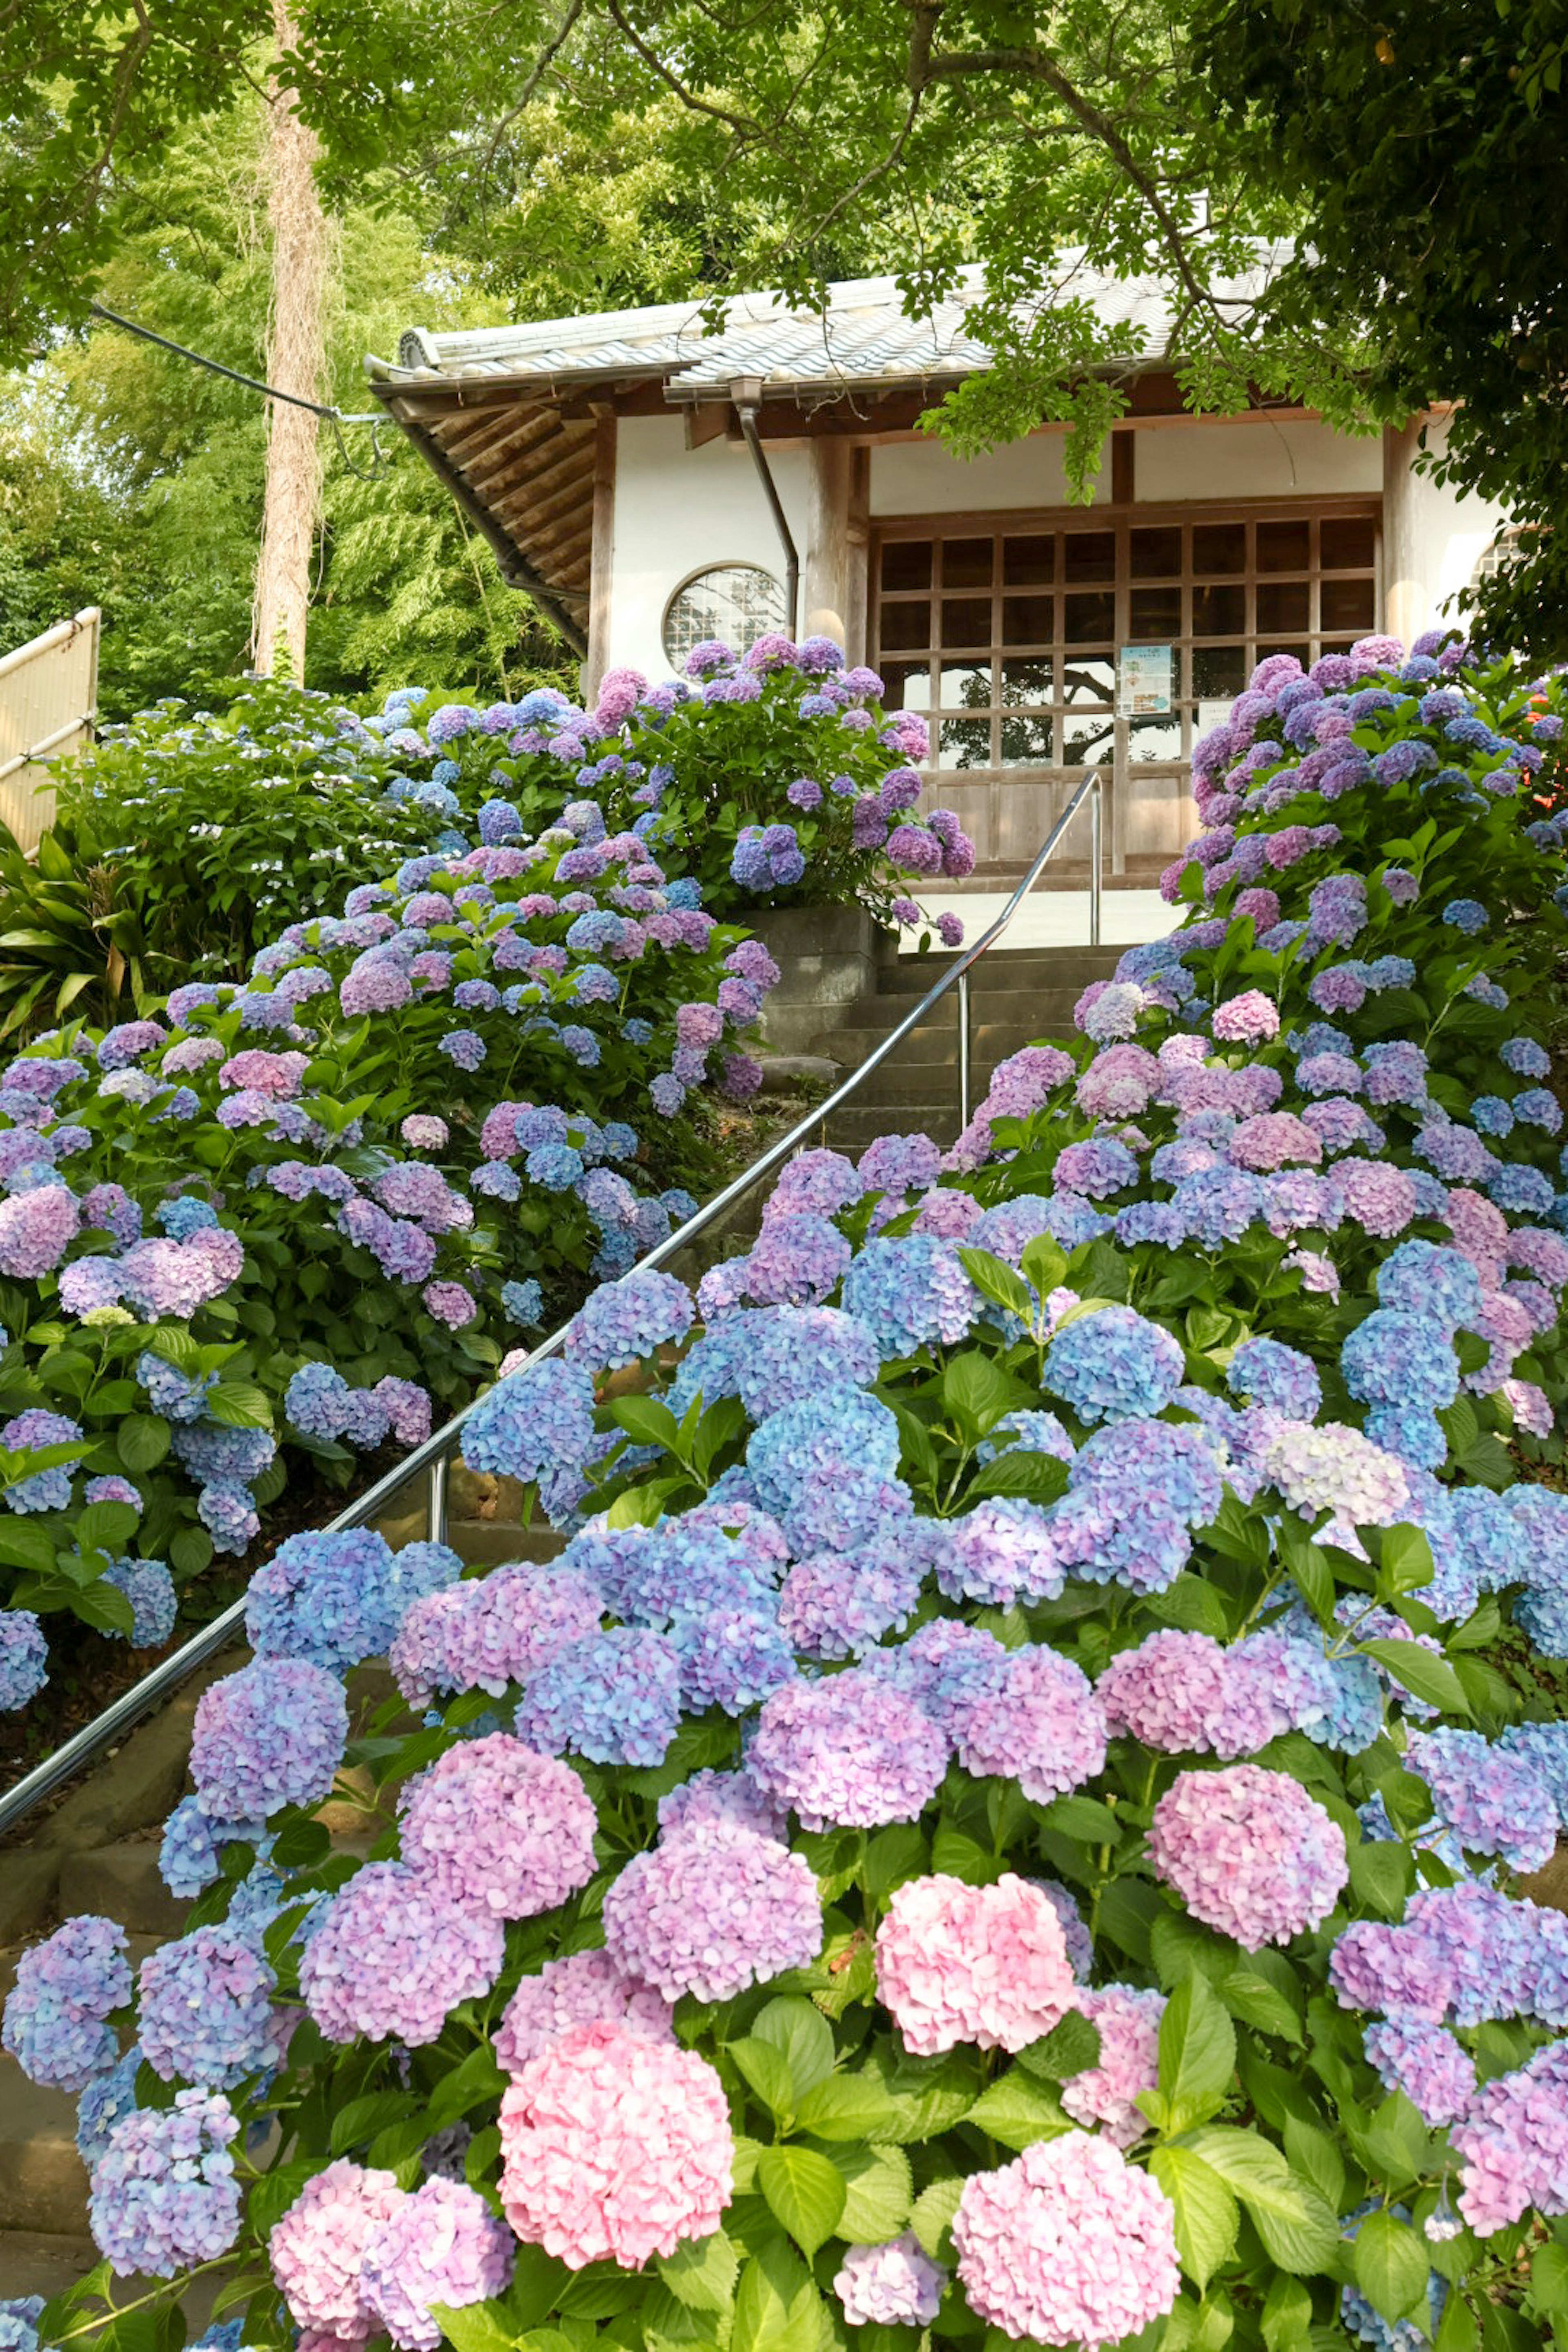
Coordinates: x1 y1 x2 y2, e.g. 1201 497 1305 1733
805 438 853 647
846 446 871 666
583 405 617 701
1381 418 1425 648
252 0 327 680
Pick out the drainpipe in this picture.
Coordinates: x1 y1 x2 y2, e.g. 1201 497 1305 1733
731 376 799 638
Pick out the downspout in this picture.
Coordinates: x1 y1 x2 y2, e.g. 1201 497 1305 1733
731 376 799 638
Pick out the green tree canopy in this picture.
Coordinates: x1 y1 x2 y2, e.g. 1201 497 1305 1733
5 0 1563 650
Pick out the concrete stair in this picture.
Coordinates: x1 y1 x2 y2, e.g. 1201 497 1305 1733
814 941 1127 1150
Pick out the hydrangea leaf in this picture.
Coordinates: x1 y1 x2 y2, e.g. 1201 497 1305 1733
909 2175 965 2261
1157 1972 1238 2134
792 2074 898 2144
752 1995 835 2100
964 2068 1070 2152
1183 2127 1341 2275
1357 1639 1471 1717
830 2142 914 2242
655 2227 739 2315
1351 2207 1431 2325
1149 2145 1240 2291
756 2144 848 2261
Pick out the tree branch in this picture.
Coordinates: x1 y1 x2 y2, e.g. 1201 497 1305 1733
477 0 587 200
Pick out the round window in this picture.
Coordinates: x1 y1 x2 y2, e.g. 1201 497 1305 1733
662 565 787 670
1470 526 1528 593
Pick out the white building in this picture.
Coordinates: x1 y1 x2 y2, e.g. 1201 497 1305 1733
366 267 1506 891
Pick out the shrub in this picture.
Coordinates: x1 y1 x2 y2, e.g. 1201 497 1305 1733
351 639 976 935
0 811 768 1704
11 632 1568 2352
0 682 454 1036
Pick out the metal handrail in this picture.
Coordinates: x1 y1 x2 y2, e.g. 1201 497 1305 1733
0 773 1104 1838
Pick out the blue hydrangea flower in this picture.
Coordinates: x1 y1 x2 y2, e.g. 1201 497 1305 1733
1043 1307 1185 1425
461 1359 597 1485
514 1627 681 1766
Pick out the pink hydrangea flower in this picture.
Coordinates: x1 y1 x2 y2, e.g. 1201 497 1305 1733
396 1733 599 1918
601 1820 822 2002
1211 990 1280 1045
875 1873 1077 2056
360 2178 514 2350
1060 1986 1166 2146
498 2021 733 2268
270 2159 404 2343
301 1863 505 2046
950 1645 1107 1801
1148 1765 1349 1951
954 2132 1180 2345
494 1949 675 2074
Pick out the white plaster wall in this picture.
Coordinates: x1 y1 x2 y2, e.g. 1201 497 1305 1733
606 416 812 679
1393 418 1509 634
869 432 1090 515
1134 418 1382 503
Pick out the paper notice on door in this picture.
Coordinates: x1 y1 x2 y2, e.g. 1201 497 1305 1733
1117 644 1173 716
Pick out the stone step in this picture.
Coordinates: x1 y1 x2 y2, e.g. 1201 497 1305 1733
57 1842 189 1940
0 2067 90 2236
815 1011 1080 1070
0 2229 100 2303
871 944 1126 999
820 990 1084 1047
823 1103 962 1151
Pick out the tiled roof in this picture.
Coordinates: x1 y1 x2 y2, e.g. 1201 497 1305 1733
368 255 1287 401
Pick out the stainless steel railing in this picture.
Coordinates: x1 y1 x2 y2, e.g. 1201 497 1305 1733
0 773 1103 1839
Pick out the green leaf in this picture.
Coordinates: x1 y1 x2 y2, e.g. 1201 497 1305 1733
792 2075 898 2143
864 2047 981 2143
1260 2272 1314 2352
1377 1525 1434 1597
731 2248 824 2352
964 2069 1067 2151
72 1499 138 1555
1359 1637 1472 1716
0 1520 58 1573
1348 1837 1417 1921
1149 2146 1240 2292
656 2229 739 2314
117 1412 172 1473
831 2143 913 2241
757 2145 847 2259
1352 2207 1431 2325
1020 1234 1069 1299
426 2041 505 2131
1218 1968 1303 2047
69 1579 136 1637
1157 1972 1237 2134
909 2176 964 2259
207 1381 274 1431
608 1394 683 1453
1040 1793 1121 1842
966 1449 1071 1505
330 2091 412 2156
1281 2116 1345 2212
729 2035 796 2120
269 1816 331 1869
1149 1575 1232 1639
752 1996 835 2100
430 2302 525 2352
1016 2009 1102 2083
1185 2127 1340 2274
940 1350 1019 1439
957 1246 1036 1325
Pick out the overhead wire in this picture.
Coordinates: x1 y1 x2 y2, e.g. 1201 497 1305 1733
85 299 391 479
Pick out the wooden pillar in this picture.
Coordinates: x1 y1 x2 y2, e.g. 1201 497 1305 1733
804 438 853 648
583 405 617 701
1381 418 1425 648
846 446 871 666
252 0 327 679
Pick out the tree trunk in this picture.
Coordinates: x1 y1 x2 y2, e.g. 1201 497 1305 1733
252 0 327 679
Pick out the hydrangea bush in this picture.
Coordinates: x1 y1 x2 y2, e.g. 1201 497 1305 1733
351 640 975 940
11 633 1568 2352
0 810 769 1707
0 682 457 1037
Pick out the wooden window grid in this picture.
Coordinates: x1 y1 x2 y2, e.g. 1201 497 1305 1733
871 501 1381 783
